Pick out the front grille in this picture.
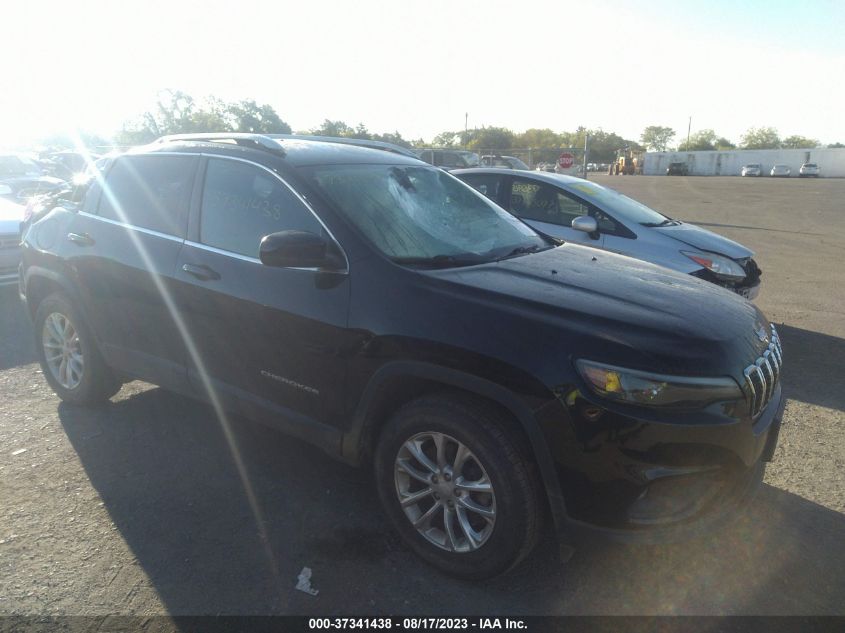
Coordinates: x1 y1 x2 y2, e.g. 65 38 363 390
743 324 783 418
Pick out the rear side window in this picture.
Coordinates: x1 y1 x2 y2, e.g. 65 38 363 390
199 158 321 258
510 178 589 227
97 155 195 237
460 173 503 202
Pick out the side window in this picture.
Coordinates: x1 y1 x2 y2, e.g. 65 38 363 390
510 179 588 226
97 156 195 237
200 158 321 258
460 174 502 201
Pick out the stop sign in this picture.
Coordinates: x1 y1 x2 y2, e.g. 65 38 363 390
558 153 574 169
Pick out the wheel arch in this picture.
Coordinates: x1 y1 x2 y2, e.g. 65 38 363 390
342 361 569 537
23 267 83 319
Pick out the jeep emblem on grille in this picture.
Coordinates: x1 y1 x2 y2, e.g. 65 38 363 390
756 326 768 343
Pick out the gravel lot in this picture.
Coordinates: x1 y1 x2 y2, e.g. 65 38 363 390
1 175 843 618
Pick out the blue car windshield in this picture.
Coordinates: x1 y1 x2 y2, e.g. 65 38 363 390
307 164 547 265
562 180 673 226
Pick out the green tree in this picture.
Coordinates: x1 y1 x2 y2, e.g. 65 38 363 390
678 129 718 151
715 137 736 150
227 99 291 134
466 126 515 152
828 142 845 148
308 119 355 137
515 128 565 149
740 127 781 149
372 131 412 148
640 126 675 151
430 130 461 147
781 135 819 149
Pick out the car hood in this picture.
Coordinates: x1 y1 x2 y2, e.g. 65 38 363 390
427 244 768 377
653 221 753 259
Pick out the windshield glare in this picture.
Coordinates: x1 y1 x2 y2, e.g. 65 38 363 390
308 164 546 264
562 180 670 225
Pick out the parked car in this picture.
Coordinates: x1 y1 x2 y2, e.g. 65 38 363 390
39 150 101 182
0 197 25 286
480 155 529 170
0 153 67 202
799 163 820 177
770 164 791 177
741 164 762 177
21 133 784 579
455 169 762 299
666 162 689 176
417 148 480 170
534 162 556 172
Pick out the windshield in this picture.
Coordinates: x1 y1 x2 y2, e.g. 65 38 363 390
0 155 42 177
561 180 672 226
307 164 547 266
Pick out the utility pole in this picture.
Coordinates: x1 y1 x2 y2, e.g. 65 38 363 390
464 112 468 149
686 116 691 151
582 133 589 180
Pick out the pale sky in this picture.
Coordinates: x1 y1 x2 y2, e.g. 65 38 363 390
1 0 843 148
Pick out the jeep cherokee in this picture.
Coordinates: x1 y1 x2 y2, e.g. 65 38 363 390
19 133 785 579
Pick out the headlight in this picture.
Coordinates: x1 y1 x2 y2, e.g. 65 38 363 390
575 360 742 408
682 250 746 281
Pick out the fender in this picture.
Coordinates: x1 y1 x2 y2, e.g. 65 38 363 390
342 360 571 547
22 265 85 318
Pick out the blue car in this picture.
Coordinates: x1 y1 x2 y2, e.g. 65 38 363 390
454 168 761 299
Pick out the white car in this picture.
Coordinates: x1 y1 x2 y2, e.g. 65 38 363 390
771 164 791 177
741 164 762 177
799 163 820 177
0 198 25 286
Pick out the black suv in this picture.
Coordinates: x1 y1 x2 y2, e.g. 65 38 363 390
666 161 690 176
19 133 784 579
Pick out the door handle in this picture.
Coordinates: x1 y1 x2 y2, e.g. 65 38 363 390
182 263 221 281
67 232 95 246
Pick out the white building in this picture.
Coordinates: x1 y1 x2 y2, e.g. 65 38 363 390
643 148 845 177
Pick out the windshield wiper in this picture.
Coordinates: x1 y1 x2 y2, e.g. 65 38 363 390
495 244 548 261
640 219 677 227
392 254 486 269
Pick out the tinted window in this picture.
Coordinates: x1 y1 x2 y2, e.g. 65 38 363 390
97 155 195 236
510 179 588 227
460 173 503 201
200 158 321 257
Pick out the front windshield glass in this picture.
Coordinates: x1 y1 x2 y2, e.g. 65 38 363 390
308 164 547 265
561 179 672 226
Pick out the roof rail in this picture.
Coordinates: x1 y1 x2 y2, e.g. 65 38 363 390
156 132 421 160
157 133 285 155
267 134 420 159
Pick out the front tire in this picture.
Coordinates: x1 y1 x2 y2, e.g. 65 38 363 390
375 393 543 579
34 292 121 405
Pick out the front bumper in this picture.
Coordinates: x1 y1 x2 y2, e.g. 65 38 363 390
543 383 785 542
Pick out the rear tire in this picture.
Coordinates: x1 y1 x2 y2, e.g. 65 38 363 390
375 393 543 579
34 292 121 405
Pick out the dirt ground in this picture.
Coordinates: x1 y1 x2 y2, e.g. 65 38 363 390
1 175 843 618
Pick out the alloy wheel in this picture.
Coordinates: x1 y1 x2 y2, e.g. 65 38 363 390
42 312 84 390
394 431 496 553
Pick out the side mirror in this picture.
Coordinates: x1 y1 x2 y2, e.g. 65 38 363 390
259 230 344 271
571 215 598 236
